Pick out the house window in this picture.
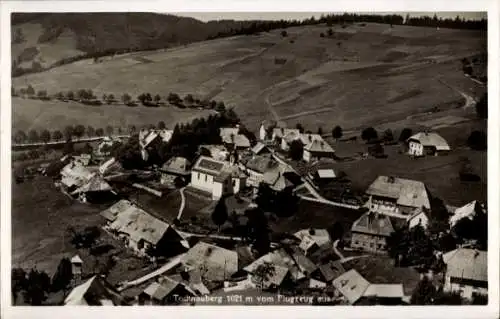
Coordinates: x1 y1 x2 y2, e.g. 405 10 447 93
232 180 236 187
197 172 200 180
205 174 207 182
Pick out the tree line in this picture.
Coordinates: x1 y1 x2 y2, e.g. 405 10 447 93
12 85 227 112
207 13 485 40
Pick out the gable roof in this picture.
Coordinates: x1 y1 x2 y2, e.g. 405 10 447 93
161 157 191 175
142 276 180 301
108 205 173 245
251 142 270 155
182 242 238 282
262 165 294 191
241 155 278 174
71 255 83 264
304 138 335 153
139 130 160 149
64 276 122 306
99 157 123 176
100 199 134 222
366 176 430 209
244 248 304 281
449 200 482 227
363 284 405 299
192 156 227 176
332 269 371 305
198 144 229 161
319 261 346 282
70 176 112 195
408 132 450 151
289 246 317 275
442 248 487 282
406 209 428 226
351 212 394 237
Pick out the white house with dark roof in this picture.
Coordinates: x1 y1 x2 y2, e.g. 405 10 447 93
365 176 431 217
407 132 450 157
191 156 246 200
442 248 487 299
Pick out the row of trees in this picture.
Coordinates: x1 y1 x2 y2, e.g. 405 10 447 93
13 85 227 113
12 124 121 144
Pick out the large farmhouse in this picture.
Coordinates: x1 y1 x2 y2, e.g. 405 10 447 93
350 212 394 253
238 154 279 188
407 132 450 157
191 156 247 200
101 202 186 258
281 132 335 162
365 176 431 217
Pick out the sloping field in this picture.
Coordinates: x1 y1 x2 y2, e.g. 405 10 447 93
13 23 486 132
12 97 214 131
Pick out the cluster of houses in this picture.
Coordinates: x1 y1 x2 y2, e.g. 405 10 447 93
51 121 486 305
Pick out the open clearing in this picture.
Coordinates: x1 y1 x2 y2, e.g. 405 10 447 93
13 23 486 131
12 97 214 131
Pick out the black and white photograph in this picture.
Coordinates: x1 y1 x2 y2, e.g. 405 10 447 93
1 1 499 318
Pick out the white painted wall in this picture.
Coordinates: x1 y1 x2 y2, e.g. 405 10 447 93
408 212 429 229
408 141 423 156
191 171 216 194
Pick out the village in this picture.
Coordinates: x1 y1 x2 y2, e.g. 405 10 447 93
11 105 488 306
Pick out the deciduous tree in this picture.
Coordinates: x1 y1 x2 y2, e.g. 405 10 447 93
332 126 343 140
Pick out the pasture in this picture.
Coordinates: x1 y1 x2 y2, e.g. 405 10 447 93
13 23 486 132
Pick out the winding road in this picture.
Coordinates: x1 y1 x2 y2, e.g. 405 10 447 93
436 77 477 110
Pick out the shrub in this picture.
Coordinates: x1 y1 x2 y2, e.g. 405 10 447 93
467 130 487 150
280 30 288 37
361 127 378 142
